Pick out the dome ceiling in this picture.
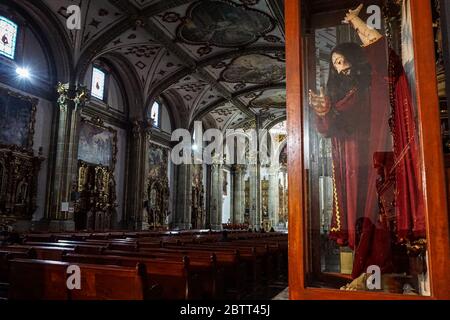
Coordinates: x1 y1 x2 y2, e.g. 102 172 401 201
41 0 286 129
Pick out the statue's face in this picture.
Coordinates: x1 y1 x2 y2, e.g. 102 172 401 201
332 52 352 75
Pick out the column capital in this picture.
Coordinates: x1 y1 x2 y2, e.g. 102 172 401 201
232 164 246 174
212 154 223 166
56 82 90 112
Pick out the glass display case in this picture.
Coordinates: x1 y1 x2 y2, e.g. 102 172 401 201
286 0 450 299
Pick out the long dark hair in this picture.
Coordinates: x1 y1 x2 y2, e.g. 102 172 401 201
326 42 372 104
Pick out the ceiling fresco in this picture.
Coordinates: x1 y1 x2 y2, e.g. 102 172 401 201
249 88 286 109
221 54 285 84
176 1 274 48
152 0 284 59
38 0 286 130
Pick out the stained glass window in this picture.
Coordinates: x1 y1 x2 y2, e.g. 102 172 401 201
0 16 18 60
150 101 161 128
91 67 106 100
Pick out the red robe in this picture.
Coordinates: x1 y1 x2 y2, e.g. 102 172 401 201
316 38 425 278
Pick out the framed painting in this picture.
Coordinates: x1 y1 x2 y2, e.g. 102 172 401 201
77 117 117 170
0 86 37 150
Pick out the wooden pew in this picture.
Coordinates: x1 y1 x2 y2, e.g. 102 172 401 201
0 249 36 282
8 259 148 300
171 243 262 292
102 248 223 299
62 253 193 300
2 245 75 260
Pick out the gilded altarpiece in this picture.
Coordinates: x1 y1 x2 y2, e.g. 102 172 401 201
145 142 169 228
74 118 117 231
261 177 271 230
0 87 43 225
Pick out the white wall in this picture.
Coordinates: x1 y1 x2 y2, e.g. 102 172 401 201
22 28 50 86
160 104 172 134
108 76 125 113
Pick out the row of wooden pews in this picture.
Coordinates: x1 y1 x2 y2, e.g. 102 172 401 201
0 230 288 300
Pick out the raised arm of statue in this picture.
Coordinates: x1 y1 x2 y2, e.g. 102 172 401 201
343 4 383 47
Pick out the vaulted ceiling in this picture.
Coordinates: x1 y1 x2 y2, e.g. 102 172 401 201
41 0 286 130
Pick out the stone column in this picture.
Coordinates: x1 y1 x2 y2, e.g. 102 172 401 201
209 156 223 230
125 121 147 230
232 165 245 224
269 164 280 228
173 164 192 230
47 83 88 231
248 151 259 230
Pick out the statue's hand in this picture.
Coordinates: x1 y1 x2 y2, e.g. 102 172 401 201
309 88 330 117
342 3 364 24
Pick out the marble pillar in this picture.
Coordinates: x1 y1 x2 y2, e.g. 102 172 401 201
248 151 260 230
125 121 147 230
268 165 280 229
209 156 223 230
232 165 245 224
173 164 192 230
47 83 88 231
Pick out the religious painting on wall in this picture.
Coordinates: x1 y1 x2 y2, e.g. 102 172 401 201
176 0 274 48
0 87 37 149
304 1 428 296
148 143 167 178
78 118 117 168
222 54 285 84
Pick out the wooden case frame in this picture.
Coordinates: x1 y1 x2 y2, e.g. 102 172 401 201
286 0 450 300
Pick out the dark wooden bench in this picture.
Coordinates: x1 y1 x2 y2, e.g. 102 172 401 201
62 253 193 300
8 259 148 300
0 249 36 282
102 248 223 299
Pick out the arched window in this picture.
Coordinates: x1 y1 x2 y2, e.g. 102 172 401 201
148 101 161 128
0 16 18 59
91 66 107 100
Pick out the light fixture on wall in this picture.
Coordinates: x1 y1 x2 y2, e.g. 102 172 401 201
16 67 31 79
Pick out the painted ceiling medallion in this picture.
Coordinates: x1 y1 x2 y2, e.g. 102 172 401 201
250 89 286 109
177 0 274 48
222 54 285 84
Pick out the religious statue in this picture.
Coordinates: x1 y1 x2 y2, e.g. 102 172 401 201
309 4 425 279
